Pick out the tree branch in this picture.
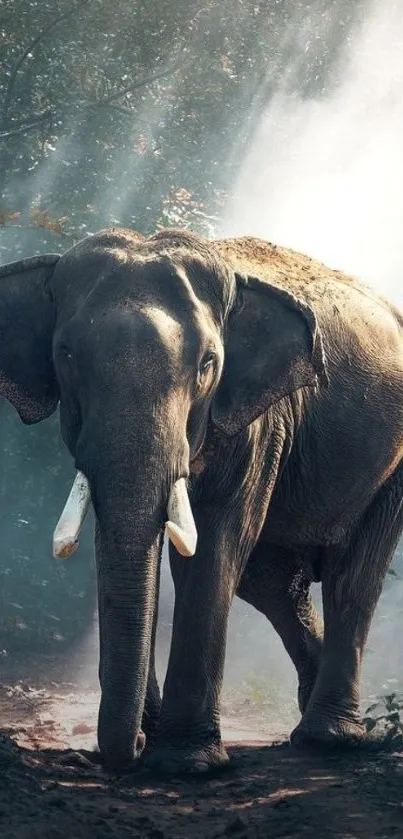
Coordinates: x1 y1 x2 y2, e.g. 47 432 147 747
0 111 53 140
93 8 204 112
0 222 79 242
1 0 93 124
100 63 181 107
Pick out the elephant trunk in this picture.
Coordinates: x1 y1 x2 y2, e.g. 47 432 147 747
78 423 188 769
95 509 162 768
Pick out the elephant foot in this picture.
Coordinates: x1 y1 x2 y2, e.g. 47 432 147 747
145 742 230 777
291 714 364 750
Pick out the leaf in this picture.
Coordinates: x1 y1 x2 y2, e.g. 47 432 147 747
28 208 69 235
363 717 377 732
0 210 21 225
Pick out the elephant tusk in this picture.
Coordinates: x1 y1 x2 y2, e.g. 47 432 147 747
165 478 197 557
53 471 91 559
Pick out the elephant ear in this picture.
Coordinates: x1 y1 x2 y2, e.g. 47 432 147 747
0 254 60 424
211 272 327 436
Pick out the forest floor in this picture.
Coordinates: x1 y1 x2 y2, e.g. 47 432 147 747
1 648 403 839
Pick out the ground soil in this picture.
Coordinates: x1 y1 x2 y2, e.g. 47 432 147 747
1 650 403 839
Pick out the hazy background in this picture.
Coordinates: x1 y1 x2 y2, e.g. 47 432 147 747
0 0 402 732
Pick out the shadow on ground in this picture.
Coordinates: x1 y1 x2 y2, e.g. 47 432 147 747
1 657 403 839
1 729 403 839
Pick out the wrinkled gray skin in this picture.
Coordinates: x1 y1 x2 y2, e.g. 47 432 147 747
0 228 402 776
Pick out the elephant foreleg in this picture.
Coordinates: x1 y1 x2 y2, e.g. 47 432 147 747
237 543 323 713
146 503 243 776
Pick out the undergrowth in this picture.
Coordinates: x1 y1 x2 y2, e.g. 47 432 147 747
364 692 403 747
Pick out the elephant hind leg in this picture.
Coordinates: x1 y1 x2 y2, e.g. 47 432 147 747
292 463 403 749
236 543 323 714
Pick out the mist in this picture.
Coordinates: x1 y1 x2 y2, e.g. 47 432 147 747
223 1 403 305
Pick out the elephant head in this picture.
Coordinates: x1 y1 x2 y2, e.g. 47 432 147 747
0 228 325 767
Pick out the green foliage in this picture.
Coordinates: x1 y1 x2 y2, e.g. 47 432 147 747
364 693 403 746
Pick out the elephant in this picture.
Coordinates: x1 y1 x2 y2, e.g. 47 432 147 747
0 227 402 776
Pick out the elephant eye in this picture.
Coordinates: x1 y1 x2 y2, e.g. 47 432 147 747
196 351 216 392
199 352 216 374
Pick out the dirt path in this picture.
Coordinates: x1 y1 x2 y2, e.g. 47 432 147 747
1 681 403 839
